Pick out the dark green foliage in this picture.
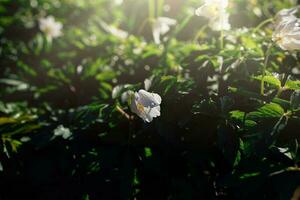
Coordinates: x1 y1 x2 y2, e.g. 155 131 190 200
0 0 300 199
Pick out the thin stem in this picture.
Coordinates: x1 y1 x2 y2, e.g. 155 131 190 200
261 43 273 96
228 86 290 107
148 0 155 20
157 0 165 17
275 73 289 98
160 14 193 65
193 25 208 42
137 18 150 35
116 105 132 120
252 18 274 33
220 30 224 50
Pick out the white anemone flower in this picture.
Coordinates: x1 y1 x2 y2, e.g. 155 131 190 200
114 0 123 5
274 6 300 25
272 16 300 51
39 16 62 40
195 0 228 18
208 11 231 31
130 89 162 123
144 76 154 91
152 17 177 44
100 21 128 39
195 0 230 31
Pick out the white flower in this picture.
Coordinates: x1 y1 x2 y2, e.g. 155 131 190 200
195 0 228 17
272 16 300 51
195 0 231 31
112 84 131 99
121 90 134 103
144 76 154 91
152 17 177 44
100 21 128 39
39 16 62 39
53 125 72 139
208 11 231 31
130 89 162 123
274 6 300 25
114 0 123 5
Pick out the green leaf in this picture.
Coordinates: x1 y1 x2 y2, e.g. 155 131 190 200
160 75 177 94
285 80 300 90
253 75 281 88
230 110 257 128
218 123 240 167
96 71 116 81
290 90 300 110
144 147 152 158
0 117 16 125
248 103 284 120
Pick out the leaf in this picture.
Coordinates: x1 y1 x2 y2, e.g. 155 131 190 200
0 78 29 91
0 117 16 125
0 161 3 171
241 35 259 50
253 75 281 88
160 75 177 94
218 123 240 167
96 71 116 81
144 147 152 158
285 80 300 90
290 90 300 110
239 172 261 179
248 103 284 120
230 111 257 128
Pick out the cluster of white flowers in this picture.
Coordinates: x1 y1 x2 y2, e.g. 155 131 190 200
195 0 231 31
152 17 177 44
53 125 72 139
39 16 63 40
272 6 300 51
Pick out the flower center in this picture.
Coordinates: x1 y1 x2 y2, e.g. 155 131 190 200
208 5 219 16
137 102 145 112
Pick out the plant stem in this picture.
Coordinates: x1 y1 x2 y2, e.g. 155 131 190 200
228 87 290 107
116 105 131 120
220 30 224 50
252 18 274 33
275 73 289 98
157 0 165 17
193 25 208 42
148 0 155 20
160 14 193 65
137 18 150 34
261 43 273 95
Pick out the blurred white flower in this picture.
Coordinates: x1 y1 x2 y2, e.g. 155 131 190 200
195 0 228 18
195 0 231 31
100 21 128 39
274 6 300 25
53 125 72 139
130 89 161 123
272 16 300 51
152 17 177 44
121 90 134 103
112 84 131 99
112 85 124 99
209 12 231 31
114 0 123 5
39 16 62 40
144 76 154 91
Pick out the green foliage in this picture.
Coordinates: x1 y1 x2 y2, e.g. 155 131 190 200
0 0 300 199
